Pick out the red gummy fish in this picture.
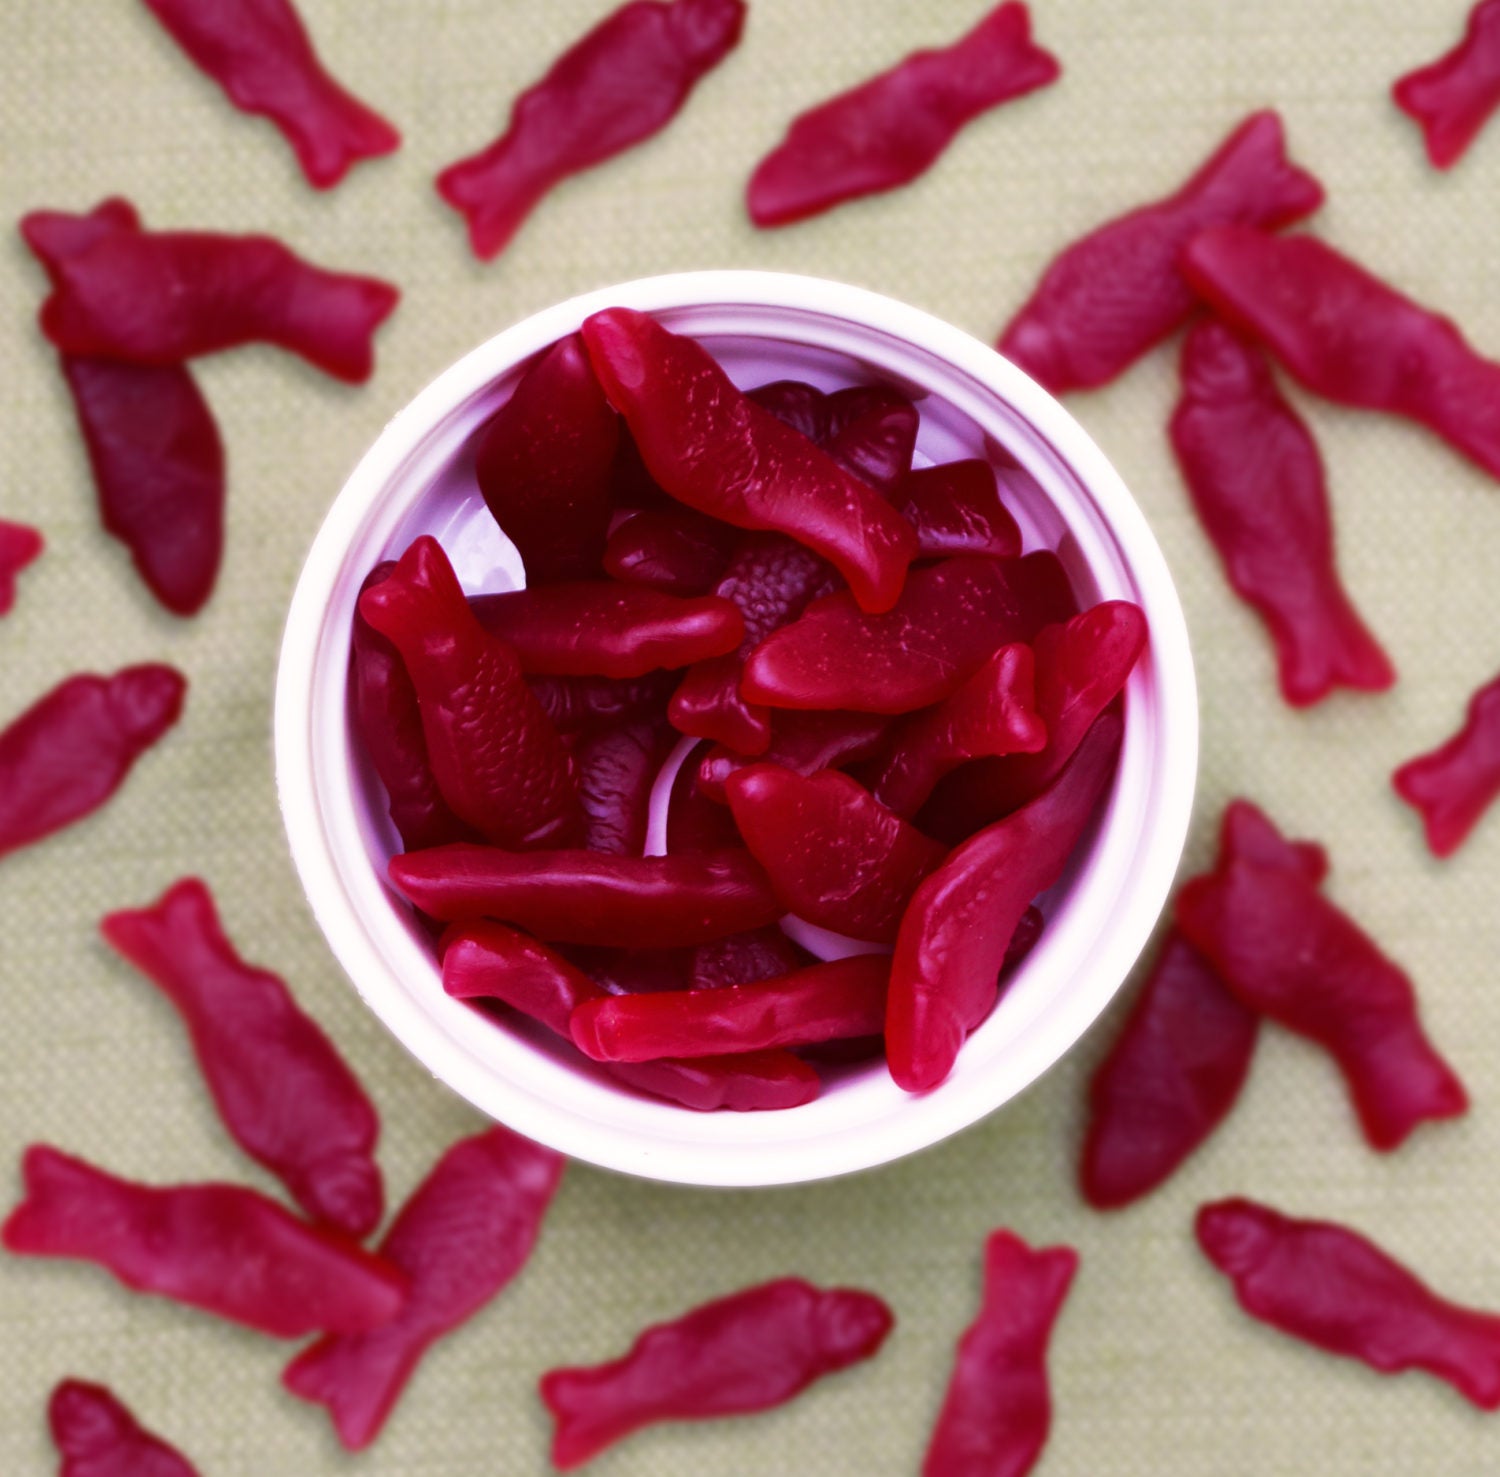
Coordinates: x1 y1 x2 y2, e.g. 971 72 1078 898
1168 317 1392 706
541 1277 893 1468
748 2 1059 226
1393 669 1500 857
581 306 918 614
3 1146 405 1338
40 224 399 384
922 1229 1078 1477
0 666 186 860
284 1127 563 1449
358 536 583 850
1182 225 1500 484
101 878 383 1238
1199 1197 1500 1409
1393 0 1500 169
998 111 1323 392
140 0 400 188
49 1379 200 1477
21 201 224 616
437 0 745 259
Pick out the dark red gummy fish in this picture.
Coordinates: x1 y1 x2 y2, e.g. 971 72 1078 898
444 920 614 1033
1183 224 1500 485
49 1379 200 1477
656 381 917 743
659 377 919 741
540 1277 893 1468
284 1126 564 1450
21 201 224 616
40 223 399 384
603 505 738 596
916 600 1144 845
998 110 1323 392
581 306 918 614
1198 1197 1500 1409
668 530 841 754
389 845 780 946
59 357 225 615
569 954 892 1061
473 332 619 584
0 666 186 860
442 921 821 1111
689 925 808 989
922 1229 1077 1477
437 0 746 260
140 0 400 188
569 714 676 856
1169 317 1393 706
894 458 1024 560
1393 669 1500 857
609 1048 819 1111
0 519 43 615
819 383 921 492
695 709 891 801
862 640 1046 819
358 536 583 850
1079 799 1327 1211
350 562 474 853
748 1 1059 226
1176 858 1467 1150
666 740 747 854
470 582 744 678
725 763 945 944
528 671 679 737
101 878 383 1238
3 1146 405 1338
1393 0 1500 169
889 713 1122 1092
742 554 1073 715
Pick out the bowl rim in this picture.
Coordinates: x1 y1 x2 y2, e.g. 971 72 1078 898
274 269 1198 1187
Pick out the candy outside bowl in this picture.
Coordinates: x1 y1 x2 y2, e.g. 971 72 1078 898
274 270 1198 1188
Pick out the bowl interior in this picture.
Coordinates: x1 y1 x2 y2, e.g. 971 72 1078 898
276 273 1197 1187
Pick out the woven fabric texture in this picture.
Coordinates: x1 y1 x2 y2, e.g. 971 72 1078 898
3 0 1500 1471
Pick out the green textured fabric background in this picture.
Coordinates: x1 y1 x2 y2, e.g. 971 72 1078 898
4 0 1500 1471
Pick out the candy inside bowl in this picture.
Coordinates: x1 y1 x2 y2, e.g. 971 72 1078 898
274 270 1197 1187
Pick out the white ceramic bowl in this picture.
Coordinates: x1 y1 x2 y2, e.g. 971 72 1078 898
274 271 1197 1188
